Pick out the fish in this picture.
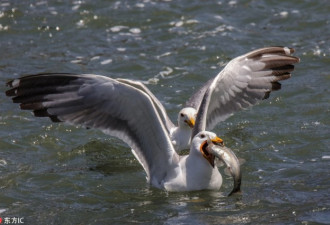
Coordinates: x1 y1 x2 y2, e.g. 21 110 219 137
206 140 242 196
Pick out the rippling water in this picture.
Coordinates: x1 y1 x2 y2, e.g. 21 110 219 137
0 0 329 224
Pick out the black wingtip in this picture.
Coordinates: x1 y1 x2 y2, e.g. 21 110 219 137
263 92 270 100
50 116 62 123
33 109 62 122
5 88 16 97
228 188 242 197
271 82 282 91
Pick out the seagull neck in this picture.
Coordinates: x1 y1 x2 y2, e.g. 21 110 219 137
177 121 192 131
177 125 192 139
187 147 214 172
180 125 191 131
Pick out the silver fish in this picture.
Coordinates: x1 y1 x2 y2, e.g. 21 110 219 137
207 141 242 196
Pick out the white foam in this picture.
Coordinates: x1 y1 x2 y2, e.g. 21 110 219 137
186 19 198 24
76 20 85 28
322 156 330 160
175 21 184 27
90 56 100 61
129 28 141 34
117 48 126 52
0 3 10 7
135 3 144 8
0 159 7 167
72 5 80 11
71 59 82 64
0 208 7 214
110 25 127 32
50 10 58 15
159 67 173 77
228 0 237 6
156 52 171 59
279 11 289 18
147 77 159 85
100 59 113 65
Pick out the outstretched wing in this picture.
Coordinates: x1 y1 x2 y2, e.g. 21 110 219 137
116 78 175 133
6 73 179 186
191 47 300 136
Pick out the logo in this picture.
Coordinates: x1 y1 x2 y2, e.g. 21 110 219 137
0 217 24 224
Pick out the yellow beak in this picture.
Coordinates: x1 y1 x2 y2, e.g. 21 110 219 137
200 136 224 168
185 118 195 128
211 136 224 146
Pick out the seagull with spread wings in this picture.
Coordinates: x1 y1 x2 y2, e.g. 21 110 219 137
5 46 299 194
6 73 240 194
113 47 299 150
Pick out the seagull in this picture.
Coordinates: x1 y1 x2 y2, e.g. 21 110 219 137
6 47 298 153
110 78 197 151
116 46 299 150
6 74 241 193
186 46 300 137
4 46 299 193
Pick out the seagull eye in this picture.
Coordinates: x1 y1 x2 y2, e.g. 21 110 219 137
200 134 205 138
180 113 184 117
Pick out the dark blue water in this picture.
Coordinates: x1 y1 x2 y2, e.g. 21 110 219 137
1 0 329 224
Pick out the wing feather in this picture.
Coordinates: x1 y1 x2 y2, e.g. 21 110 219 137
6 73 178 186
192 47 299 136
116 78 175 133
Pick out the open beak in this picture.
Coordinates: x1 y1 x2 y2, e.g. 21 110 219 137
184 117 195 128
200 136 224 168
207 144 242 196
200 136 241 196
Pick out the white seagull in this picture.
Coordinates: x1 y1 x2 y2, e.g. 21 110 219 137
6 74 241 194
5 46 299 193
114 46 299 151
186 46 300 138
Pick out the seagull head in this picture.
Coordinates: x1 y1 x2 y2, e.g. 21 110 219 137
191 131 224 168
178 107 197 129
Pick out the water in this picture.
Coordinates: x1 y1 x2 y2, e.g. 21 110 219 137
0 0 329 224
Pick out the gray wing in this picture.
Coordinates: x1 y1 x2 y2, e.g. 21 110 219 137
192 47 300 136
116 78 175 133
185 78 214 109
6 73 179 186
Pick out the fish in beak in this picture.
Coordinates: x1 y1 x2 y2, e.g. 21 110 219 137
206 140 242 196
200 136 241 196
200 136 224 168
